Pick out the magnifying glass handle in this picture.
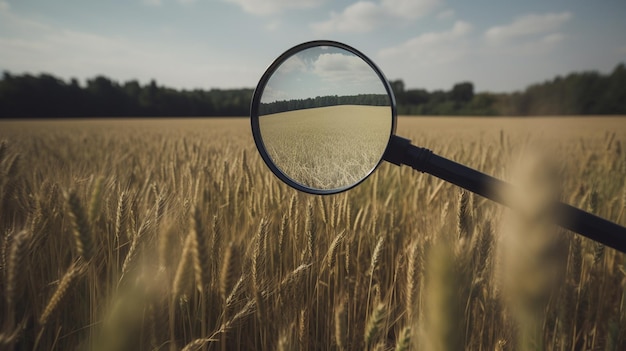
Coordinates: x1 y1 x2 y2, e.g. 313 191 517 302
383 135 626 253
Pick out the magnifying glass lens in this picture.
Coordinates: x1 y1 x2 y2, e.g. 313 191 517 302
250 41 396 194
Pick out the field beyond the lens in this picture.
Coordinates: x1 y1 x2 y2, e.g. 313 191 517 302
0 116 625 350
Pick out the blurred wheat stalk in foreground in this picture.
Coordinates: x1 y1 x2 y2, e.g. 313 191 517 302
0 118 625 350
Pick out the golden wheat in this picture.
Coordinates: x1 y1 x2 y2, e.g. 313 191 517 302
39 260 86 326
0 117 623 350
67 191 94 261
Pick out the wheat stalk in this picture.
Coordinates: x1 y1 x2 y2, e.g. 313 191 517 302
252 218 269 324
39 260 86 326
405 241 423 322
179 337 219 351
67 190 94 261
5 229 30 311
252 218 268 291
369 235 385 277
88 176 104 225
327 229 346 271
334 299 348 350
219 241 237 303
394 326 411 351
457 189 472 239
190 205 210 293
317 196 327 224
114 190 127 243
298 308 308 348
0 140 6 165
6 153 20 178
158 218 177 272
173 232 194 298
278 213 287 257
364 303 385 347
225 274 245 309
277 322 297 351
422 238 469 351
279 263 311 299
345 238 351 276
0 229 11 287
146 285 169 351
305 201 315 261
211 214 221 277
120 217 151 279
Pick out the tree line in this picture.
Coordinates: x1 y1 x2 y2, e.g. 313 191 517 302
0 73 252 117
259 94 389 115
391 63 626 116
1 63 625 118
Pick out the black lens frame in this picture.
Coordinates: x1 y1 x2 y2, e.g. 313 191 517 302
250 40 398 195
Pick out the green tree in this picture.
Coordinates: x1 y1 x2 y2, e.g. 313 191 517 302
450 82 474 104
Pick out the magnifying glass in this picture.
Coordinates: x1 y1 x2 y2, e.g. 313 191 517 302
250 40 626 252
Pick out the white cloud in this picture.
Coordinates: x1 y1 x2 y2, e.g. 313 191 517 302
277 54 308 74
311 1 385 34
0 9 259 90
1 26 162 79
260 85 289 103
485 12 572 44
224 0 322 15
312 0 441 34
375 21 475 91
379 20 472 63
311 52 374 83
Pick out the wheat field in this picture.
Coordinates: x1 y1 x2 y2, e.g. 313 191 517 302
0 116 625 351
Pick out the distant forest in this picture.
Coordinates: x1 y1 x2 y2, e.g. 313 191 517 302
259 94 390 115
1 63 625 117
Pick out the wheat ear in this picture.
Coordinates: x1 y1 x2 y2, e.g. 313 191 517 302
369 236 385 277
334 299 348 350
190 205 210 293
305 201 315 261
0 140 6 165
39 260 86 325
6 230 31 312
364 303 386 347
219 242 237 303
88 176 104 225
114 191 127 243
327 229 346 270
405 241 423 322
179 336 219 351
173 233 194 298
394 326 411 351
67 191 94 261
457 189 471 238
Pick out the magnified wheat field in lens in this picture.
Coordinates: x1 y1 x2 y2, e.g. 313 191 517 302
0 116 625 351
259 105 391 190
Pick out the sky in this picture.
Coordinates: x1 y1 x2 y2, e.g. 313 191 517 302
1 0 625 93
261 45 389 102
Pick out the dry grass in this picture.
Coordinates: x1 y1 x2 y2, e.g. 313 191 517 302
0 116 625 350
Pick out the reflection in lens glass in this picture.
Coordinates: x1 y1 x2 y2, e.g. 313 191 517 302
257 46 393 191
